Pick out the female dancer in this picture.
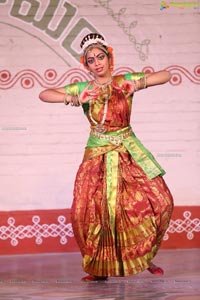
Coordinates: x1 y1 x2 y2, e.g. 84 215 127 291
39 33 174 281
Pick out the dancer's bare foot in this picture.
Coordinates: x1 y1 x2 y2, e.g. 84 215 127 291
147 263 164 275
81 275 108 282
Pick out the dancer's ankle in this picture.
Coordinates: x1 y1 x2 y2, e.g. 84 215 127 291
147 263 164 275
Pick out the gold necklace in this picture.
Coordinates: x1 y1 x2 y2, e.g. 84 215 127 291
89 99 108 133
94 77 113 88
89 79 112 133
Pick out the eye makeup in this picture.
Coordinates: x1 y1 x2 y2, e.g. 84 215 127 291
87 53 106 65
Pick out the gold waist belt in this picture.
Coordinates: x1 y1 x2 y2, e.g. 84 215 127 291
90 128 132 146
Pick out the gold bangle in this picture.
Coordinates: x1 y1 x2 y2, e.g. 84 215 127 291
64 93 69 105
138 76 147 90
133 75 147 92
134 80 139 91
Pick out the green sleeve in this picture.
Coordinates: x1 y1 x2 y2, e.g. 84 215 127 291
125 72 145 81
64 81 89 95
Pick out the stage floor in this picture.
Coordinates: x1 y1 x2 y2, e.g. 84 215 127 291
0 249 199 300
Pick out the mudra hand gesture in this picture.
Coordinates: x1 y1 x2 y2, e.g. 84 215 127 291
112 80 135 98
79 84 99 103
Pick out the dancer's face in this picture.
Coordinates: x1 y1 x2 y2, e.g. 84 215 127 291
86 48 111 78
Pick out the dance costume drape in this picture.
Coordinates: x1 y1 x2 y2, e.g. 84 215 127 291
65 73 174 277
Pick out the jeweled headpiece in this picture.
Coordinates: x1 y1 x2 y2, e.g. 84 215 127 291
80 33 108 54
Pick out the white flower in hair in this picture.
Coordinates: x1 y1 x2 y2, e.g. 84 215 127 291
82 37 108 52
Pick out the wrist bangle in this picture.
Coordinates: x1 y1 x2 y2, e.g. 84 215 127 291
64 93 69 105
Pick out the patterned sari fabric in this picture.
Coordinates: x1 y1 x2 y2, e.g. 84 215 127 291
65 73 174 277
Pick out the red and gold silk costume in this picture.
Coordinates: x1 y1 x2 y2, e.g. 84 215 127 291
65 73 174 277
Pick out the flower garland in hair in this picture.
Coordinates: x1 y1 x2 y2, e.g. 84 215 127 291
80 55 85 66
107 46 114 73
